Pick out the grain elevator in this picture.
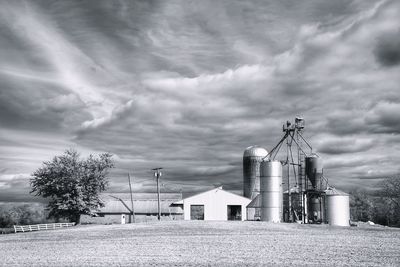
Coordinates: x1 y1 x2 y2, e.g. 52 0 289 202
244 118 350 226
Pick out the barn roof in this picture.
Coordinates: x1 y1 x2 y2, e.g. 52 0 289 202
98 193 183 214
175 186 250 203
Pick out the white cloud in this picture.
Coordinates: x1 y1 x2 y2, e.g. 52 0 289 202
81 99 134 130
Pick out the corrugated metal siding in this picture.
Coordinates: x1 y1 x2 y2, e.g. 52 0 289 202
99 200 183 214
81 214 184 224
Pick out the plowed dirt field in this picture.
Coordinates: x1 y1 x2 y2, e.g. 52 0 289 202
1 221 399 266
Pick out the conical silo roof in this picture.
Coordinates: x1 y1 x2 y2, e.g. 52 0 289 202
324 187 349 196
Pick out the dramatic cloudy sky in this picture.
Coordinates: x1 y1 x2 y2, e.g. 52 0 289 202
1 0 399 202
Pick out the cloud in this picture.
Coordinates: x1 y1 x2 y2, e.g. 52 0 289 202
374 30 400 67
0 173 37 202
316 136 374 154
1 0 400 201
366 102 400 133
46 94 86 113
80 99 134 130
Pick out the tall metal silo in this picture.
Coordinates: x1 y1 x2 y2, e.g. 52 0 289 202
260 160 282 222
305 154 323 190
243 146 269 200
325 188 350 226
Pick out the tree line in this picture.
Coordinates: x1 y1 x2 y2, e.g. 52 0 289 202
350 177 400 227
0 203 48 229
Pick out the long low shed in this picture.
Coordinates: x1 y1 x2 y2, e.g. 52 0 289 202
81 193 183 224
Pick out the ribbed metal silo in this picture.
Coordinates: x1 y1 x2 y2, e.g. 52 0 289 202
305 154 323 190
243 146 269 200
325 188 350 226
260 160 282 223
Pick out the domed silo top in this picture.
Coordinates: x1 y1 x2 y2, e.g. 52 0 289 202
243 146 269 200
243 146 268 158
324 187 349 196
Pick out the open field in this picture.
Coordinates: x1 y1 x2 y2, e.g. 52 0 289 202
0 221 399 266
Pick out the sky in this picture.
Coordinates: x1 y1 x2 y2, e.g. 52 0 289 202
0 0 400 202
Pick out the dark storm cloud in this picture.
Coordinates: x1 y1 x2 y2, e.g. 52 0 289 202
365 101 400 133
0 74 91 131
374 31 400 67
1 0 400 201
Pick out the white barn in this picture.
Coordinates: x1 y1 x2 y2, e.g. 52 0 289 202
174 187 251 221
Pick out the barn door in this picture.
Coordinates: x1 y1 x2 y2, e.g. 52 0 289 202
190 205 204 220
227 205 242 221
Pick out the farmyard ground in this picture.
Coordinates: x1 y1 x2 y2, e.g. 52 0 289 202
1 221 399 266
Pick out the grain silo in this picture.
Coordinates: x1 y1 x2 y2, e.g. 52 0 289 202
260 160 282 222
325 188 350 226
243 146 269 200
305 154 323 190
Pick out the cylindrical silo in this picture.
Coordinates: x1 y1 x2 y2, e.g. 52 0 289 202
243 146 269 200
305 154 323 190
325 188 350 226
308 195 324 223
260 160 282 223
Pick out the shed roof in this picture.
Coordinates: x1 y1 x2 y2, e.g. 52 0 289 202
98 193 183 214
246 194 261 208
101 193 182 201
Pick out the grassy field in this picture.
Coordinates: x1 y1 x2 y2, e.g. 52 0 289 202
0 221 399 266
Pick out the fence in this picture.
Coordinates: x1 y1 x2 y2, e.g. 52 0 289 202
14 222 75 233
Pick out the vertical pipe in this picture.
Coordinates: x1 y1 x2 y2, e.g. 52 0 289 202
156 172 161 221
287 138 292 222
297 131 305 223
304 192 308 224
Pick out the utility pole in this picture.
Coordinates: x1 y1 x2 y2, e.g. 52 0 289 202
152 168 163 221
128 173 135 223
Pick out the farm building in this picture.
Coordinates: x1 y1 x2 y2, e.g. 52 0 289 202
174 187 251 221
246 194 261 221
81 193 183 224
